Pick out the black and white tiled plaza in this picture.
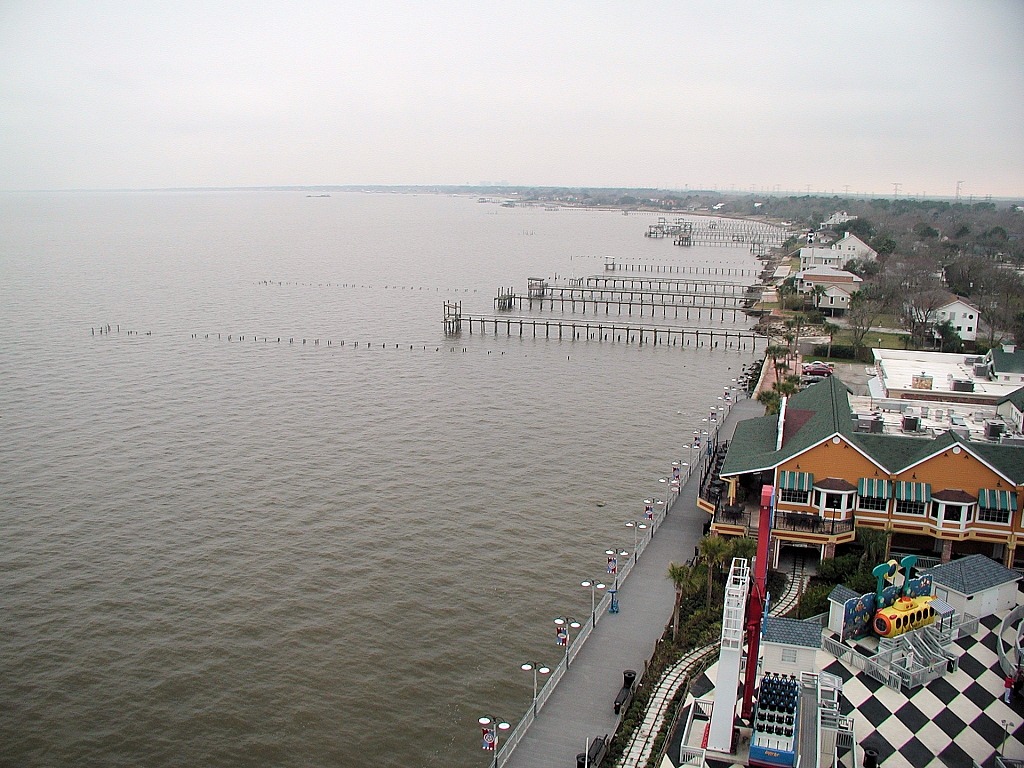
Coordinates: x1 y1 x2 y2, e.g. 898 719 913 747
677 611 1024 767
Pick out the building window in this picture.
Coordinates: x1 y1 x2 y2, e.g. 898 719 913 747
780 488 810 504
978 506 1011 524
825 493 845 510
858 495 888 511
781 648 798 664
896 499 927 516
943 504 964 522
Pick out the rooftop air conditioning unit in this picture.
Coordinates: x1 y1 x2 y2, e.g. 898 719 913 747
985 421 1005 440
974 364 990 378
870 417 884 433
902 415 920 432
950 427 970 440
965 356 983 365
1000 434 1024 447
951 379 975 392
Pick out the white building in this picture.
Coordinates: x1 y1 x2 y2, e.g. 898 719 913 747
819 211 856 230
831 233 877 263
799 246 844 271
761 616 821 677
996 386 1024 433
934 297 980 343
921 554 1020 618
799 234 877 272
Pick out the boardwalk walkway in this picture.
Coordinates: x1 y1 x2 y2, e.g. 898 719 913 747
502 396 764 768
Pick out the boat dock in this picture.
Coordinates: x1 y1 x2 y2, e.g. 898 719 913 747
443 302 764 349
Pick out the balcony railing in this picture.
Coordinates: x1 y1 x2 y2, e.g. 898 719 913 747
712 506 753 531
773 511 854 536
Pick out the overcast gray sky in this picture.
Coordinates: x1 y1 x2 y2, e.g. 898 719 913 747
1 0 1022 196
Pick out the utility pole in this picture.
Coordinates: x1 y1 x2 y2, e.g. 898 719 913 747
805 184 812 195
892 182 902 198
955 181 964 201
843 184 851 197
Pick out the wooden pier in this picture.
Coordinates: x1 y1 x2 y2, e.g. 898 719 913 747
494 287 759 321
603 259 753 277
582 276 755 294
644 217 785 249
442 303 763 349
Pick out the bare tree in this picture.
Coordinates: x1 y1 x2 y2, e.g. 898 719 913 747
847 291 883 359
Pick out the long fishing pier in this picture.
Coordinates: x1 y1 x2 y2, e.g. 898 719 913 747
583 276 755 294
602 261 754 277
443 303 764 350
494 290 757 321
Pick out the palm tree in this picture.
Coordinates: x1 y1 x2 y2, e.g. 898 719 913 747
765 345 790 384
809 284 827 311
698 534 732 609
667 562 701 641
822 321 840 359
728 536 757 564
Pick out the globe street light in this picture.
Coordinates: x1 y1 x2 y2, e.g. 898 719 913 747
520 662 551 717
581 579 606 626
554 616 582 668
478 716 511 768
624 521 648 560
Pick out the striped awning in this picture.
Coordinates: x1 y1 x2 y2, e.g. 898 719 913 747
978 489 1019 511
858 478 892 499
778 471 813 491
894 481 931 502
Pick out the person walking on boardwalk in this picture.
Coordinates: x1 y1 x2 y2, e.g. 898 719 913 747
1005 671 1015 703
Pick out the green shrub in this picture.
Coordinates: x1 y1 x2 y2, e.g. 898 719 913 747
795 583 833 618
812 344 856 360
767 569 789 602
846 569 877 596
816 553 861 584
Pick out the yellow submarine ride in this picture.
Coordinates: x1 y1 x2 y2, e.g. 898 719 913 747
870 555 936 638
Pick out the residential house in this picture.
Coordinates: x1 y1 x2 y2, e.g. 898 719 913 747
831 233 877 263
933 296 980 343
819 211 856 230
711 377 1024 568
795 266 862 315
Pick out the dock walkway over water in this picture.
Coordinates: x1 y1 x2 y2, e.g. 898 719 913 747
500 396 764 768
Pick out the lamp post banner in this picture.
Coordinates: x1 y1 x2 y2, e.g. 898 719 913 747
556 627 568 646
482 728 495 750
607 556 617 574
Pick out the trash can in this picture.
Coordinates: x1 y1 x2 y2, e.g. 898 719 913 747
576 753 587 768
623 670 637 689
863 748 879 768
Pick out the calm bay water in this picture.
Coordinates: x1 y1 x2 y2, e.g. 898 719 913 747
1 192 758 767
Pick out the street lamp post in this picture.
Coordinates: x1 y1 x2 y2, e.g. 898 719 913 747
554 616 582 667
520 662 551 717
580 579 606 626
606 549 628 613
478 716 511 768
1001 719 1014 758
625 521 648 561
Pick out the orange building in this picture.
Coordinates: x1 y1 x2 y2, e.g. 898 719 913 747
710 377 1024 568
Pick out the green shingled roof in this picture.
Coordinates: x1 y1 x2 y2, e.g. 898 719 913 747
720 376 853 476
967 441 1024 484
990 347 1024 374
720 376 1024 482
849 431 957 474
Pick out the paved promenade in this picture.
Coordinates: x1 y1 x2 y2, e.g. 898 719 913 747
503 396 764 768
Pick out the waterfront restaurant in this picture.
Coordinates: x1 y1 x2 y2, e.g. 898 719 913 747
707 377 1024 568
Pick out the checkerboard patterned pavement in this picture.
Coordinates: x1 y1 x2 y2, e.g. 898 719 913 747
679 611 1024 767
